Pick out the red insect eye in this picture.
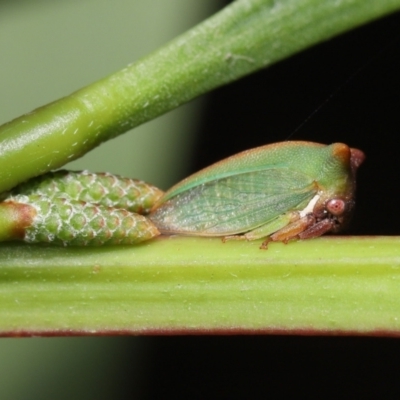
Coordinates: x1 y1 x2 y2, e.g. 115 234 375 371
326 199 345 216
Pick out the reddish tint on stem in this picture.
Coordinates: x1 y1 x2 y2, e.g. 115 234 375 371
0 201 36 241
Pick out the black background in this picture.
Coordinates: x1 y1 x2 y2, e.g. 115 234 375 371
140 8 400 400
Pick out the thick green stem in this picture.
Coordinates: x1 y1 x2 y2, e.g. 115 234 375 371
1 237 400 336
1 0 400 192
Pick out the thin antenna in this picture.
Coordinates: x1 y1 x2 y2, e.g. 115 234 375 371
286 34 400 140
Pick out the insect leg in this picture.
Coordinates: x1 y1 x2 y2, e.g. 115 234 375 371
297 218 334 240
223 212 299 244
261 214 315 249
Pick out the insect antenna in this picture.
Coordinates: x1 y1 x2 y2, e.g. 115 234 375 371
286 33 400 141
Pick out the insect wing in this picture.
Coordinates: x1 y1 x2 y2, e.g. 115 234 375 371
150 168 317 236
157 141 326 203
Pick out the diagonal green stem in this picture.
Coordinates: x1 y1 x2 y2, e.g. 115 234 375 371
1 0 400 192
1 237 400 336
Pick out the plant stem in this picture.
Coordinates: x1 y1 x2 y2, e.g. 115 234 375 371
1 0 400 192
1 236 400 336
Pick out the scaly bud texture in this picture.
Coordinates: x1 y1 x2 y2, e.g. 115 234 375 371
0 171 163 246
3 170 164 214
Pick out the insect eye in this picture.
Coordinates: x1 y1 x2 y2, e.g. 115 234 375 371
326 198 346 216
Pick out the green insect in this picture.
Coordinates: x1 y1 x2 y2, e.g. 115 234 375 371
149 141 364 248
0 141 364 247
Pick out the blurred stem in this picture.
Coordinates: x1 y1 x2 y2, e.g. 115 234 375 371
1 0 400 192
1 237 400 336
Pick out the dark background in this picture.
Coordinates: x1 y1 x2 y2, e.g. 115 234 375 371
141 8 400 400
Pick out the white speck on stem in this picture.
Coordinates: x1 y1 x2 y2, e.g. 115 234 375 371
225 53 255 64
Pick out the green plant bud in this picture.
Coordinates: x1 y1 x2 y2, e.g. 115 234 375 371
3 170 164 214
4 194 160 246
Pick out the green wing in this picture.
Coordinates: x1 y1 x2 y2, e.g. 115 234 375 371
149 168 317 236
